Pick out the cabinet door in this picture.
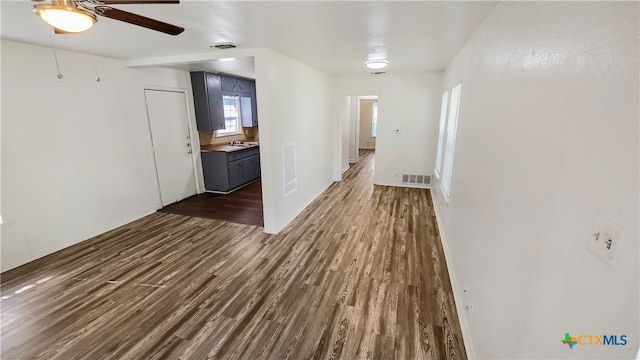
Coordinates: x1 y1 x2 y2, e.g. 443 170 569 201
205 74 225 130
236 78 253 93
240 96 253 128
242 157 256 182
190 72 213 131
228 160 244 189
251 80 258 126
221 76 238 92
253 154 261 178
201 152 230 191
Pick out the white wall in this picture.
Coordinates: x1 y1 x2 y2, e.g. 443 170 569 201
254 49 335 233
432 2 639 359
1 40 200 272
336 73 443 187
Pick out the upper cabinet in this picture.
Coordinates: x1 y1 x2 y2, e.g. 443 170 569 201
191 72 258 131
251 81 258 127
190 72 225 131
240 96 254 128
221 75 253 94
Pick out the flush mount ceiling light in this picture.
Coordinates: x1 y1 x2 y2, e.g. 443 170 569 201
365 60 389 70
34 3 97 33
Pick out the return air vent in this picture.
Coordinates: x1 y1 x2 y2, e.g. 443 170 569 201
401 174 431 186
370 71 386 75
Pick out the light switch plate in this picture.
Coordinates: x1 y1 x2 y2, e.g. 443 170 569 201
588 216 624 268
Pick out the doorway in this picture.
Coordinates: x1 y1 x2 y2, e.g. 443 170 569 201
358 97 378 151
338 94 379 177
144 89 198 206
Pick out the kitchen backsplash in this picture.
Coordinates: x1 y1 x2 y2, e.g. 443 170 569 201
199 127 259 146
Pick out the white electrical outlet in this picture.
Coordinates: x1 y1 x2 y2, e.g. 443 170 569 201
462 283 473 315
464 300 474 314
588 216 624 268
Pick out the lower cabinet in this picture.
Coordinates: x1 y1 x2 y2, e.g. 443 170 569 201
228 160 245 189
201 147 260 192
241 155 262 182
253 155 261 177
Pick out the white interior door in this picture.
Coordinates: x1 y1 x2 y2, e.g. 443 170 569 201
144 89 197 206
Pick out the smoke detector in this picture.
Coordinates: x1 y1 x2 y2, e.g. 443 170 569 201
211 43 237 49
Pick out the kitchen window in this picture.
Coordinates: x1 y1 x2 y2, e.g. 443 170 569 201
216 95 243 137
371 102 378 137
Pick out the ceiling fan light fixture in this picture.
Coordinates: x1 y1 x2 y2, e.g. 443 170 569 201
365 60 389 70
34 4 97 33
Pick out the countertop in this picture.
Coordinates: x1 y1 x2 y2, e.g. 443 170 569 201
201 142 259 153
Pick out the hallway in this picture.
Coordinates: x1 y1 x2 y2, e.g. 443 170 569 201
0 150 465 359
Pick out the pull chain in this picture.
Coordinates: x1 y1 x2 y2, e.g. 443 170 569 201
43 13 63 80
89 32 101 82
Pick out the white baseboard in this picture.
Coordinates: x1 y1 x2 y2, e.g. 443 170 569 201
341 165 349 174
373 181 431 189
430 188 475 359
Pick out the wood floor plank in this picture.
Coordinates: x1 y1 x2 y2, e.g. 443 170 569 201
160 180 264 227
0 150 467 360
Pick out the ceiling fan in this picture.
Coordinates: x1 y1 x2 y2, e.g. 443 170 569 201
32 0 184 35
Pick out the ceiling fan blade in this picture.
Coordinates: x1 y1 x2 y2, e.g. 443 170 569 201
93 6 184 35
88 0 179 4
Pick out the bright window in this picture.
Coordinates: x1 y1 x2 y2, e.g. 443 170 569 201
216 95 243 137
434 90 449 180
441 82 462 200
371 102 378 137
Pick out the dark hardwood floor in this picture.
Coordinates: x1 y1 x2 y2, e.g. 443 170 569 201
160 180 264 227
0 150 466 360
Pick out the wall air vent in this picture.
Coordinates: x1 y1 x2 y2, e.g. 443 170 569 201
211 43 237 49
401 174 431 186
370 71 386 75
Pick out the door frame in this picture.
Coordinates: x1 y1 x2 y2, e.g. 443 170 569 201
142 86 201 208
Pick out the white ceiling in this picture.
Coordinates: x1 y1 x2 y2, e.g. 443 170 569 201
172 57 257 79
1 1 498 76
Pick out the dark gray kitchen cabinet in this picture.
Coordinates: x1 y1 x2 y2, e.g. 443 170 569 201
219 74 258 127
201 152 227 190
190 72 225 131
227 160 245 189
221 75 253 93
242 157 256 182
221 76 237 92
253 155 261 177
201 147 261 192
250 80 259 126
240 96 254 128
